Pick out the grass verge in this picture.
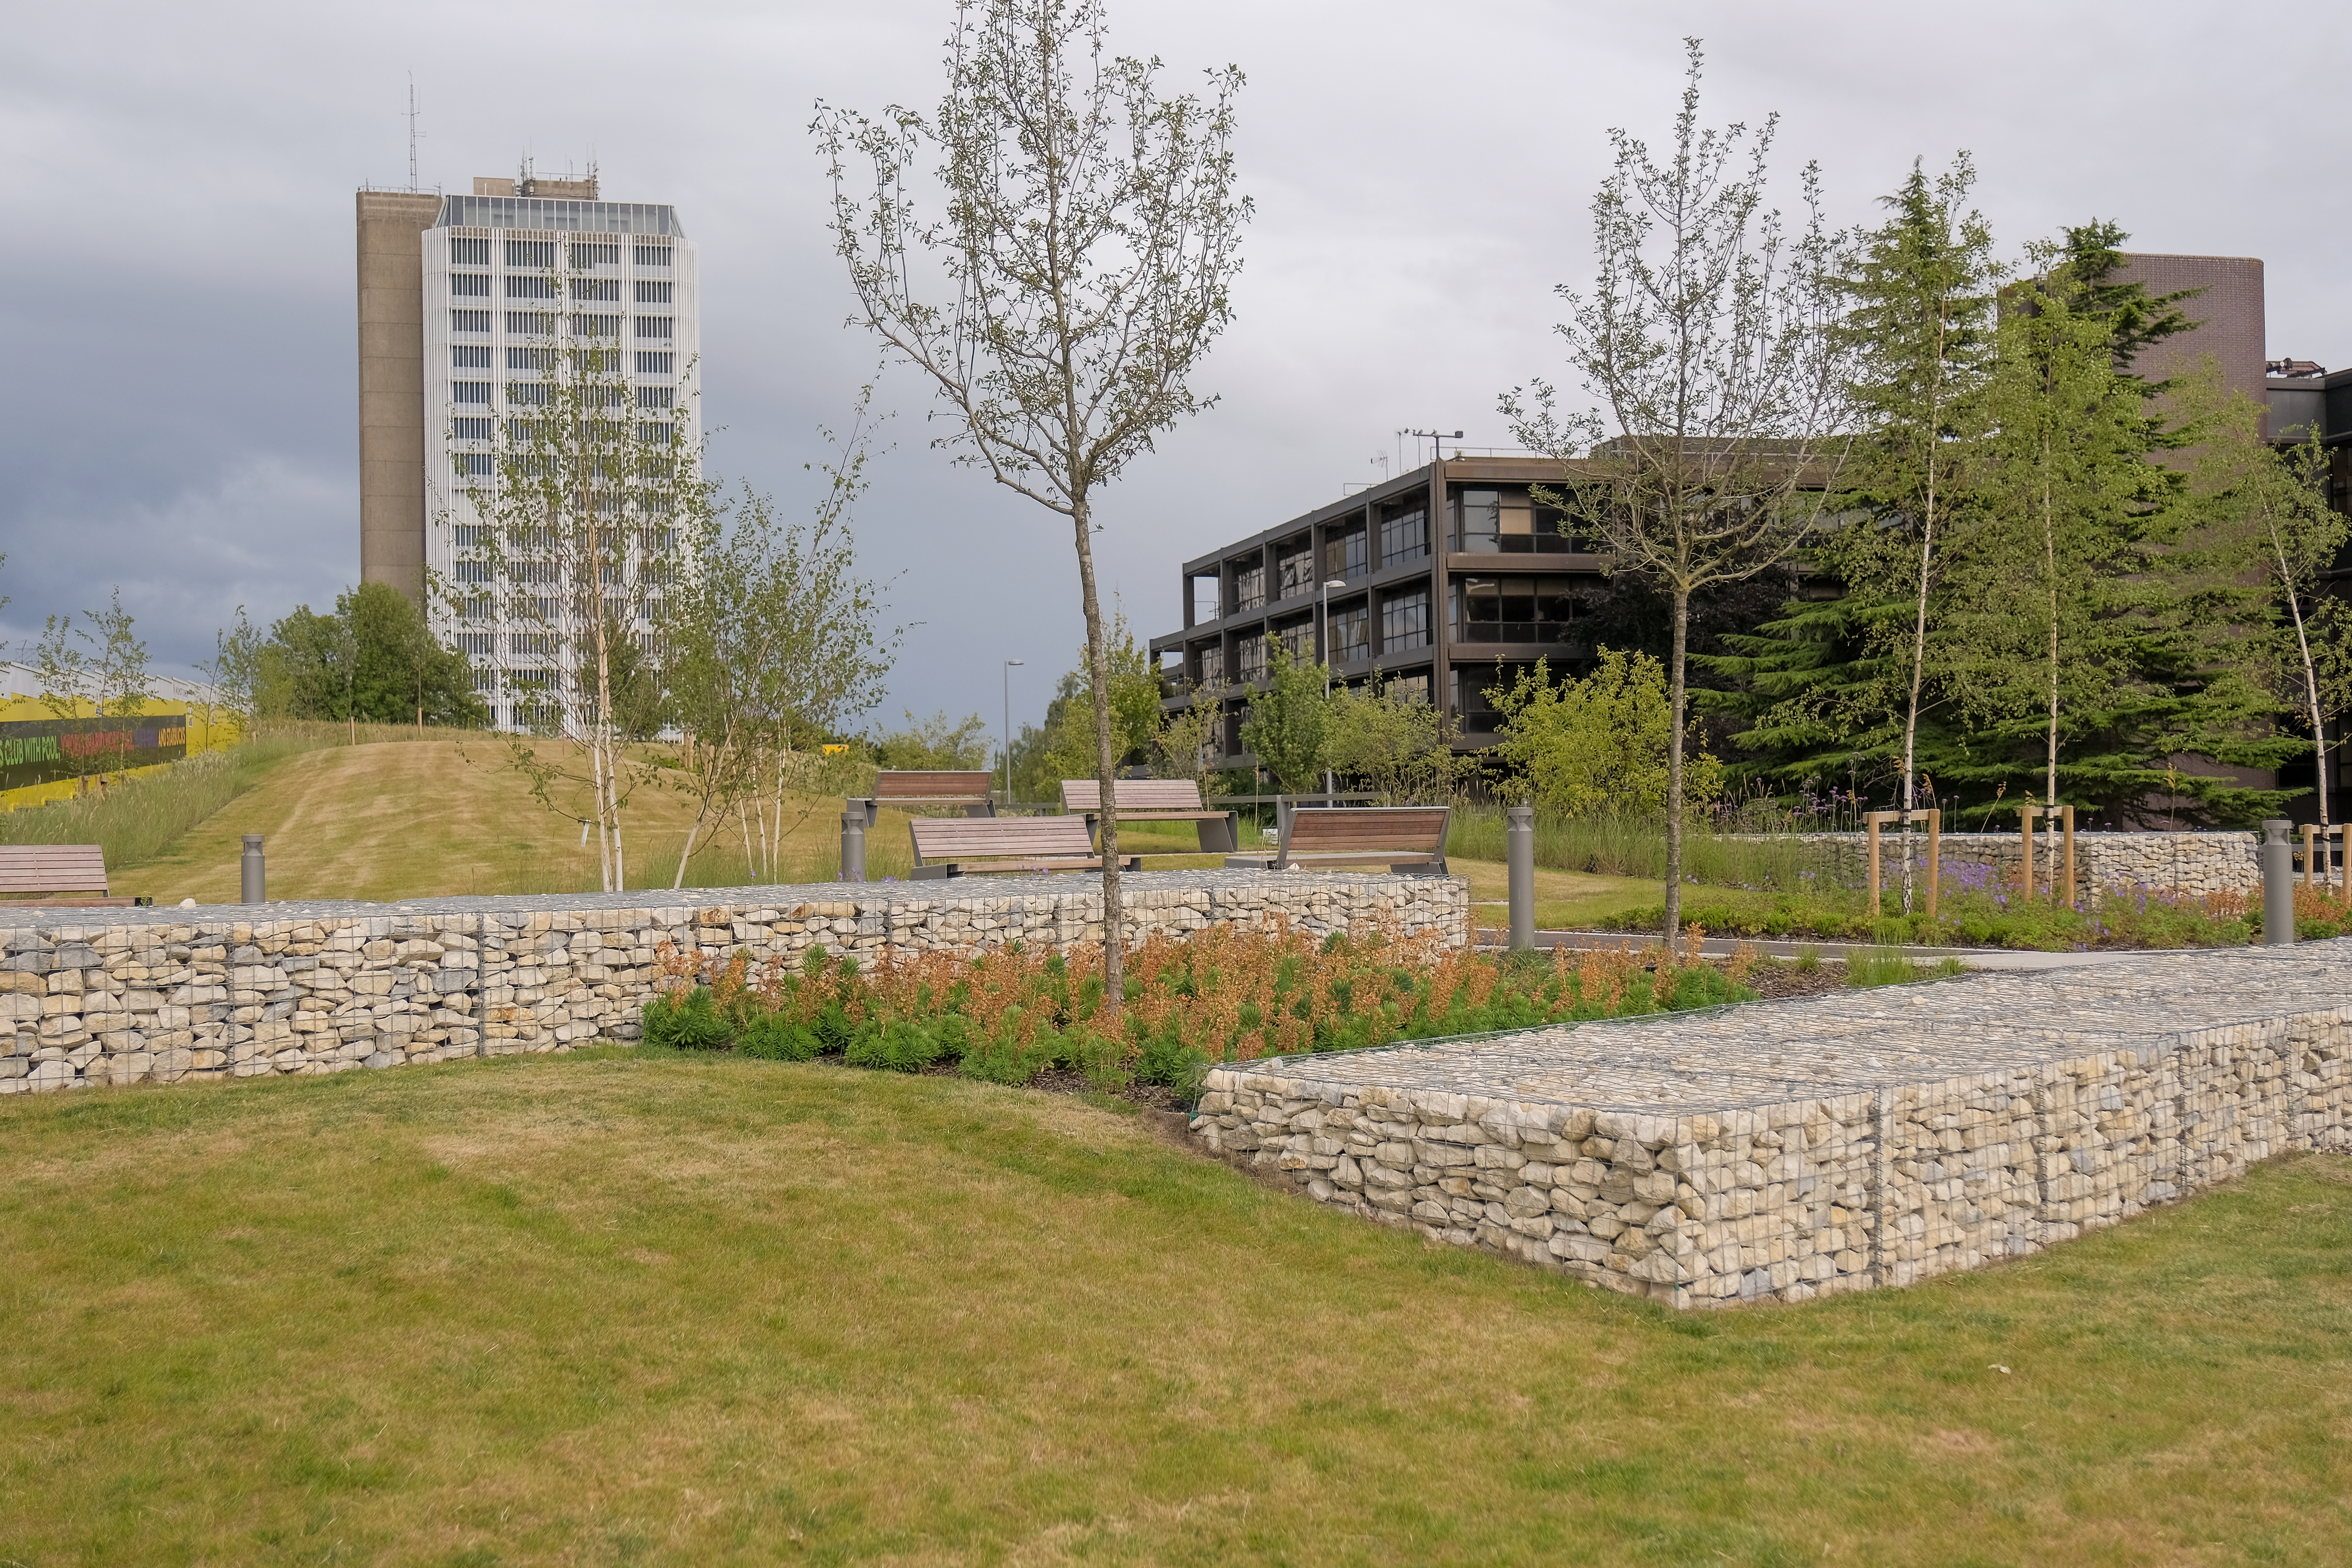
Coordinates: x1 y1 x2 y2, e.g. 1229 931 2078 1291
0 1059 2346 1563
0 730 344 872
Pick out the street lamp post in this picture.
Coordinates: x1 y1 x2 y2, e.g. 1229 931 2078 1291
1002 659 1025 810
1320 578 1347 802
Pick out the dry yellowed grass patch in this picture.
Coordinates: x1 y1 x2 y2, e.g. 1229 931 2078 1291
127 737 922 901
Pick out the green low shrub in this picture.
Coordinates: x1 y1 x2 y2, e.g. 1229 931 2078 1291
637 923 1763 1098
642 987 732 1051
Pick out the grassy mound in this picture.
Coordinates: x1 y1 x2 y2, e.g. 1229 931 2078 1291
2 1058 2346 1563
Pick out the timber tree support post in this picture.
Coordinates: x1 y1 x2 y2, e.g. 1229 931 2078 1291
2018 803 2041 899
2057 805 2075 906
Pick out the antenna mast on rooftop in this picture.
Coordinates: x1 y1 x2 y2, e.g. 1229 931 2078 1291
405 74 425 193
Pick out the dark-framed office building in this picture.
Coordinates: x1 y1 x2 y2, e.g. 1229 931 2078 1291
1150 456 1608 764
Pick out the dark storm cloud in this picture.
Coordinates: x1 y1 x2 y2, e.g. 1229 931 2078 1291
4 0 2344 724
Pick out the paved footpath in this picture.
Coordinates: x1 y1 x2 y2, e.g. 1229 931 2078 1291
1514 928 2208 971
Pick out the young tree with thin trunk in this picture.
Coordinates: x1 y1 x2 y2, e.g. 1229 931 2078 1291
203 606 264 749
1949 241 2293 827
451 314 707 891
1960 258 2143 813
2187 395 2348 843
37 588 151 789
1503 38 1850 937
1827 154 1999 909
662 429 898 890
816 0 1247 1009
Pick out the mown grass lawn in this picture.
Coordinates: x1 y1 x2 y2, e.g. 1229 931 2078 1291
2 1056 2347 1566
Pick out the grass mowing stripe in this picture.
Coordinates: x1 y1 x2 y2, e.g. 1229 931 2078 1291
1 1056 2347 1563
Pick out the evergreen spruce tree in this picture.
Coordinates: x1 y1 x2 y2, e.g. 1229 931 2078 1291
1821 156 1998 890
1702 154 1996 856
1945 234 2296 824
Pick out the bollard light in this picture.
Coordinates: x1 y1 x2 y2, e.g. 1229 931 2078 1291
840 806 867 884
240 835 266 904
1506 802 1535 954
2260 818 2294 947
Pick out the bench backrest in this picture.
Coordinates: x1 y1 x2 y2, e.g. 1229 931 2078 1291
1058 778 1207 813
910 815 1096 862
873 769 995 802
1279 806 1450 858
0 844 110 897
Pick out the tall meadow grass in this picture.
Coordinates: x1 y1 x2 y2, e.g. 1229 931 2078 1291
1448 802 1820 890
0 730 357 869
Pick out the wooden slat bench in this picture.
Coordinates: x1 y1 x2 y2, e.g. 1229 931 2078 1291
0 845 139 907
1058 779 1240 854
908 816 1142 880
850 769 999 828
1223 805 1452 876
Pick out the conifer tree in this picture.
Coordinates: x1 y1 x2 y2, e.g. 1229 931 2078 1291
2183 390 2349 836
1946 236 2295 824
1824 156 1998 864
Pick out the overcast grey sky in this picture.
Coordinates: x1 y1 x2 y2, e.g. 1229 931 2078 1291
5 0 2345 737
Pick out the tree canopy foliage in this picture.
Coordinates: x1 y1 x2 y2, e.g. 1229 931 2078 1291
259 583 485 729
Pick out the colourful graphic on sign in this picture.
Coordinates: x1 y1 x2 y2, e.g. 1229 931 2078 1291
0 716 189 793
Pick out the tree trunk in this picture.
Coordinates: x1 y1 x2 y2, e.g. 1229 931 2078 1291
2043 468 2059 813
594 603 624 892
1902 492 1935 917
1664 584 1689 942
1072 495 1123 1013
590 726 613 891
1901 328 1947 920
2274 521 2331 866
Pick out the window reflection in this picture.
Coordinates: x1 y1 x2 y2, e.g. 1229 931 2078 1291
1449 575 1581 643
1325 525 1367 581
1276 542 1316 600
1454 486 1577 552
1378 501 1428 566
1382 590 1430 651
1453 662 1547 732
1328 603 1370 662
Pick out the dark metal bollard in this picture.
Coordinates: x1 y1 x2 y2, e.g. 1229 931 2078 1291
2261 818 2294 946
840 807 866 883
240 835 266 904
1506 802 1535 953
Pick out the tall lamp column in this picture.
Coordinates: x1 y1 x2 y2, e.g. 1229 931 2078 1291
1320 577 1347 802
1002 659 1025 810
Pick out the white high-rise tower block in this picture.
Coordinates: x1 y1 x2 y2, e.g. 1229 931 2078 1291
406 172 700 729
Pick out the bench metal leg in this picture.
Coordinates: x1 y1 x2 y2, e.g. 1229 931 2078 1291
1196 813 1239 855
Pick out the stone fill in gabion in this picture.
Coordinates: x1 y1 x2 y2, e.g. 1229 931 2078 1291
1190 941 2352 1308
1749 829 2266 904
0 871 1465 1095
